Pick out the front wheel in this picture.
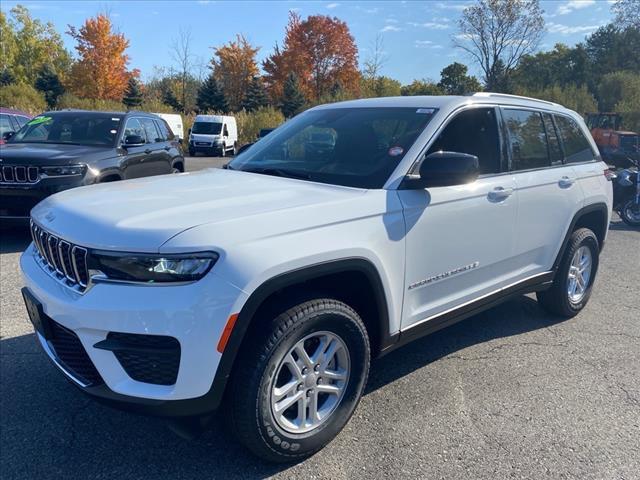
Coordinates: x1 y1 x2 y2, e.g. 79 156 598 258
620 199 640 226
219 144 226 157
227 298 370 463
537 228 599 318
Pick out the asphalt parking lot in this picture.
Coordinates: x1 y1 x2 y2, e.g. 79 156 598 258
1 159 639 479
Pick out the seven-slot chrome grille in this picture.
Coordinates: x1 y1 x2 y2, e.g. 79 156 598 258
1 165 40 184
30 220 90 292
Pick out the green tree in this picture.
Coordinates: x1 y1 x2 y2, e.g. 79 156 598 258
361 76 402 98
401 79 444 96
438 62 482 95
513 43 590 92
597 71 640 112
586 26 640 84
612 0 640 30
1 6 71 85
196 73 228 113
34 64 65 108
123 77 144 109
163 87 183 112
242 76 269 112
0 69 16 86
280 73 305 118
515 84 597 114
0 83 47 114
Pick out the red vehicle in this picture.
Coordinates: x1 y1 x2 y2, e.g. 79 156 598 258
0 107 32 145
585 112 640 168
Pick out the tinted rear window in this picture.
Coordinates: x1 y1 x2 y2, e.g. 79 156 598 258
554 115 594 164
503 109 550 171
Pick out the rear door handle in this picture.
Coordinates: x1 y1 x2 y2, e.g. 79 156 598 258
559 176 575 188
487 186 514 202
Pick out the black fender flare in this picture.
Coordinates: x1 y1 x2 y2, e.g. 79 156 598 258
207 257 391 410
552 202 609 271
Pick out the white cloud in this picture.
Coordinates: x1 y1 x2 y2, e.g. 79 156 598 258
556 0 596 15
326 2 339 9
415 40 444 49
547 21 601 34
435 2 471 11
380 25 402 32
408 21 450 30
385 18 399 24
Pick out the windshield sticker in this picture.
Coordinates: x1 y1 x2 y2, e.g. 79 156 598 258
27 116 52 126
416 108 435 114
388 146 404 156
110 129 117 134
111 118 120 121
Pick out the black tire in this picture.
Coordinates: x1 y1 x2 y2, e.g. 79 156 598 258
219 144 226 157
620 200 640 227
232 142 238 156
227 298 370 463
536 228 599 318
188 148 195 156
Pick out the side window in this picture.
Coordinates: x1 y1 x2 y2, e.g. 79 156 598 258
503 109 549 171
15 116 30 128
0 114 14 135
140 117 160 143
155 120 173 141
554 115 595 164
123 118 145 141
542 113 563 166
427 107 501 174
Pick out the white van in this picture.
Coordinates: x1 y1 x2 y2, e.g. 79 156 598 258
188 115 238 157
153 113 184 141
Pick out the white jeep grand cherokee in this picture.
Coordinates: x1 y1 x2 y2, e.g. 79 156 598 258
21 93 612 462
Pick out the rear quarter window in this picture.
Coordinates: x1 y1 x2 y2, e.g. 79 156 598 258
554 115 595 164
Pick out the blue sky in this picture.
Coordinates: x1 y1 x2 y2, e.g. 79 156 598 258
1 0 616 84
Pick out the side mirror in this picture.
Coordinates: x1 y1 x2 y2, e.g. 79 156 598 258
405 151 479 189
188 128 192 135
178 137 183 144
2 131 15 141
123 134 145 147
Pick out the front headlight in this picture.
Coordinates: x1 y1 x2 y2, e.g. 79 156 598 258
90 251 218 283
41 164 86 177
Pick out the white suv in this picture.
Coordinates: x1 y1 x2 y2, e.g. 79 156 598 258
21 93 612 462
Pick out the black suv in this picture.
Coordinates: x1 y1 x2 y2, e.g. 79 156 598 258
0 110 184 221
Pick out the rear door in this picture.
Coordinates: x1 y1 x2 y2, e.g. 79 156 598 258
140 117 171 175
399 106 520 330
503 108 583 280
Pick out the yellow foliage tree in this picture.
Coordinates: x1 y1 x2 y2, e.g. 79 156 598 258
211 34 259 112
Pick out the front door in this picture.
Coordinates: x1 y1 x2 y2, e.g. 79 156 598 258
399 107 520 330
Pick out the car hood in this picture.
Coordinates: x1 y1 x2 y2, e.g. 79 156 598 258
31 169 367 251
0 142 114 165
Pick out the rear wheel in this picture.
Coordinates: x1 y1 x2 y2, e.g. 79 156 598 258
537 228 599 318
620 199 640 226
227 298 370 463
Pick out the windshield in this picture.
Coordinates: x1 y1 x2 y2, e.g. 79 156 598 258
10 112 122 146
229 107 437 188
192 122 222 135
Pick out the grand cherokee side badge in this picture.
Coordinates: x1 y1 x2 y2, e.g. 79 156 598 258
408 262 480 290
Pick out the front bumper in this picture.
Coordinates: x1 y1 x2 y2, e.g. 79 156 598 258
1 177 89 218
20 244 248 416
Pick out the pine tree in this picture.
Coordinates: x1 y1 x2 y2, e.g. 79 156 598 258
34 65 65 108
197 74 228 113
0 69 15 87
280 73 305 118
163 88 183 112
122 77 144 109
242 76 268 112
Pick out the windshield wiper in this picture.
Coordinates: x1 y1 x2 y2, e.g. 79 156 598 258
241 167 311 180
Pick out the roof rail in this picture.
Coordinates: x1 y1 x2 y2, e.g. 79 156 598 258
471 92 559 107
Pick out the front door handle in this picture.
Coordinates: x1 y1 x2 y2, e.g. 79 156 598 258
559 176 575 188
488 186 514 202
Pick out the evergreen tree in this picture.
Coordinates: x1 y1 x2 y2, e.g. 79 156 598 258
242 76 268 112
0 69 16 87
34 65 65 108
196 74 228 113
163 87 183 112
122 77 143 109
280 73 305 118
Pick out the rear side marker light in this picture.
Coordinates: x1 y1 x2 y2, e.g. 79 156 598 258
217 314 239 353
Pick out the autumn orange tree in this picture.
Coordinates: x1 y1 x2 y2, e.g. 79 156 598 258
67 14 135 101
211 34 259 111
263 12 360 103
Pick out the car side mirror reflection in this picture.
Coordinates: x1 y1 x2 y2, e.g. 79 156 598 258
2 131 15 141
404 151 479 189
123 134 145 147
